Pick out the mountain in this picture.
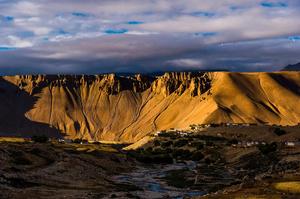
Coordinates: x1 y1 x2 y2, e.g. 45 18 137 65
0 72 299 142
282 63 300 71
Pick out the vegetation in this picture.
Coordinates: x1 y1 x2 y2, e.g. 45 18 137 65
258 142 277 155
227 139 238 145
161 141 173 148
273 128 286 136
153 140 160 146
191 151 204 161
173 139 188 147
0 137 25 143
190 141 204 150
164 169 194 188
31 135 49 143
274 181 300 193
73 138 88 144
172 149 192 160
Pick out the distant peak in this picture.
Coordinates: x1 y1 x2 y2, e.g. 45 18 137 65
281 62 300 71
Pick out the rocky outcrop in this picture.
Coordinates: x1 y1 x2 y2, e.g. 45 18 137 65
151 72 212 96
8 74 154 95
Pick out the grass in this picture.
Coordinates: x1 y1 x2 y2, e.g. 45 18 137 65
72 144 117 153
0 137 26 143
0 137 25 142
273 181 300 193
76 147 89 152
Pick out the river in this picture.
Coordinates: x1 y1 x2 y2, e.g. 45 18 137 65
111 161 206 199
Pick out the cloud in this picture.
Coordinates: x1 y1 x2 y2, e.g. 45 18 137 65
13 1 41 16
0 15 14 22
260 2 288 8
195 32 217 37
105 29 128 35
71 12 91 17
0 0 299 74
0 47 16 51
288 36 300 41
127 21 144 25
3 35 33 48
166 59 205 68
190 11 215 17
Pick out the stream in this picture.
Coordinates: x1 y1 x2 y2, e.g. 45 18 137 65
112 161 206 199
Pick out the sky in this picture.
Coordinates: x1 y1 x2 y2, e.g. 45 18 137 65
0 0 300 74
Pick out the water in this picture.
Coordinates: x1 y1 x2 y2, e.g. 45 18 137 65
112 161 206 199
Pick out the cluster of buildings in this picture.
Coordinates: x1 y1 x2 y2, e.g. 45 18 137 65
190 123 259 130
153 129 191 137
231 141 300 148
57 138 98 145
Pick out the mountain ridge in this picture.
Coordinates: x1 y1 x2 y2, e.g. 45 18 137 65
282 62 300 71
0 71 299 142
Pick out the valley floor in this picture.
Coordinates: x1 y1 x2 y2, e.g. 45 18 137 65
0 125 300 199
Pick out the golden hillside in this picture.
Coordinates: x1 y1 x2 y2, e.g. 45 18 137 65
0 72 299 142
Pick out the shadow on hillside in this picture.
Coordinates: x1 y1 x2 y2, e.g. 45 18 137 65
0 77 63 138
270 73 300 96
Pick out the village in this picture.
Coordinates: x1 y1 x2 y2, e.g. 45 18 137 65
152 123 300 148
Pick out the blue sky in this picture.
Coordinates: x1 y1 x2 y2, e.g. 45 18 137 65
0 0 300 74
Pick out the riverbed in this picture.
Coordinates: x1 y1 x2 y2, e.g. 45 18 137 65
111 161 206 198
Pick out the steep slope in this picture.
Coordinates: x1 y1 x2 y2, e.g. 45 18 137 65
0 72 299 142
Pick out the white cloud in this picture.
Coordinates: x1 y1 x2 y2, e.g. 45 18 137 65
166 58 205 68
13 1 41 16
6 35 33 48
125 31 158 35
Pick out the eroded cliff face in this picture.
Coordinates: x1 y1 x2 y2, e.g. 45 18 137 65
0 72 299 142
151 72 212 96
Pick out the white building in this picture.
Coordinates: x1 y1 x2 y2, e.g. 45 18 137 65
286 142 295 147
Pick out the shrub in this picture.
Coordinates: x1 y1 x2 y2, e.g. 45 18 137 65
190 142 204 150
206 141 215 147
227 139 238 145
191 151 204 161
210 123 220 127
161 141 173 148
173 139 188 147
152 147 165 154
158 132 179 139
172 149 192 159
153 140 160 146
31 135 48 143
273 128 286 136
73 138 82 143
164 148 172 154
73 138 87 144
258 142 277 155
145 147 153 153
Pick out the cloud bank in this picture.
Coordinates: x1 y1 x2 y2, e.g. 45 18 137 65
0 0 300 74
